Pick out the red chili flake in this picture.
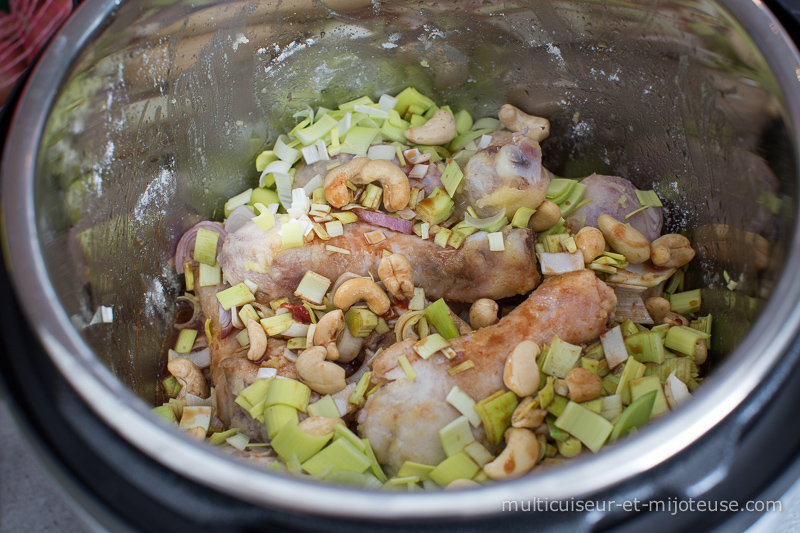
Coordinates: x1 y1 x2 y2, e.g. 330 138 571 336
292 305 311 323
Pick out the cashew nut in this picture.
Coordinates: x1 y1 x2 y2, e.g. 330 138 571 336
323 157 370 208
313 310 345 361
404 109 457 146
469 298 499 329
295 346 346 395
575 226 606 264
663 311 690 327
167 358 209 399
563 367 603 403
694 338 708 365
498 104 550 143
378 253 415 300
333 278 390 315
503 340 541 397
298 416 345 436
246 318 268 361
596 214 651 264
511 397 548 429
351 159 411 212
651 234 696 268
483 428 540 480
530 200 561 232
645 297 671 324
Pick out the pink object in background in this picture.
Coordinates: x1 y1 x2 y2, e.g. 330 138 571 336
0 0 72 106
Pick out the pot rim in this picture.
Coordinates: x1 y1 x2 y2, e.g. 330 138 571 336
3 0 800 520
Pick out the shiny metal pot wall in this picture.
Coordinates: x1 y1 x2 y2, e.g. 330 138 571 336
2 0 800 520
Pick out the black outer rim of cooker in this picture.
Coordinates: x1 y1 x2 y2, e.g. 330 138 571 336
2 1 800 531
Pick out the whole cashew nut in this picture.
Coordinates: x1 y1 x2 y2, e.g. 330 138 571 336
574 226 606 264
597 214 651 264
530 200 561 232
498 104 550 143
563 367 603 403
404 109 458 146
246 318 267 361
469 298 499 329
323 157 370 208
503 340 541 397
298 416 345 436
313 310 345 361
167 358 210 399
351 160 411 212
663 311 690 327
295 345 346 395
483 428 540 480
333 278 391 315
645 297 671 324
651 234 696 268
378 253 415 300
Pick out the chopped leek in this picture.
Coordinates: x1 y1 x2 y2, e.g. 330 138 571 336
537 376 555 409
424 299 459 340
226 433 250 451
341 127 379 156
440 416 475 457
449 129 493 152
409 288 426 310
264 378 311 412
554 401 613 453
256 150 278 172
260 313 295 337
487 232 505 252
600 395 623 422
174 329 197 354
616 358 646 405
209 428 238 445
453 109 474 135
216 283 255 310
302 438 371 476
463 441 493 467
345 308 378 337
162 376 182 398
511 207 536 228
349 371 373 405
362 439 388 483
629 375 669 417
394 87 435 115
608 391 657 443
446 386 481 427
541 336 582 379
308 395 342 418
447 360 475 376
398 461 435 481
664 326 710 357
464 208 506 230
193 228 219 266
294 114 338 145
287 337 307 350
252 202 275 231
416 187 455 225
670 289 702 315
557 436 583 458
441 159 464 198
414 333 450 359
547 395 568 417
263 404 299 439
635 189 663 207
397 354 417 380
152 405 177 424
294 271 331 305
434 227 452 248
558 182 588 217
333 424 367 453
272 420 333 463
375 318 390 335
238 378 272 407
474 391 518 446
428 451 480 487
624 331 665 364
281 220 304 249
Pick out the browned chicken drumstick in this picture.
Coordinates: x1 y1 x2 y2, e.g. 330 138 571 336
358 270 617 474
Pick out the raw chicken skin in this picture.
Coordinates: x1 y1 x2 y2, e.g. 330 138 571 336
219 220 540 303
358 270 616 474
455 134 549 218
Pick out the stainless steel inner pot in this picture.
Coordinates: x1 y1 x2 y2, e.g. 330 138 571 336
3 0 800 522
